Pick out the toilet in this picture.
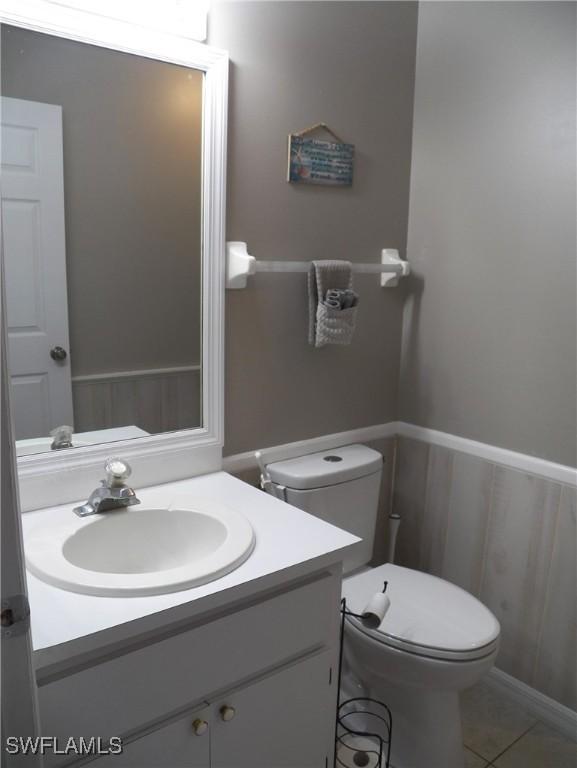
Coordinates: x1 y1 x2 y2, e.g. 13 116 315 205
263 444 500 768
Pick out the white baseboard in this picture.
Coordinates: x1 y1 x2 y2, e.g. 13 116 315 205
487 668 577 740
222 422 398 474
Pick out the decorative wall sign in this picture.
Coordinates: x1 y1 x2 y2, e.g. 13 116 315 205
287 123 354 186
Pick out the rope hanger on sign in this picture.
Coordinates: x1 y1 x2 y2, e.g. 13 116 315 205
292 122 346 144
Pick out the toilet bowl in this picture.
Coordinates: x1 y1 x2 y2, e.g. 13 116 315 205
263 444 501 768
342 563 499 768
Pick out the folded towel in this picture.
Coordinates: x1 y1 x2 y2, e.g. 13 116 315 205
325 288 358 310
308 260 359 347
323 291 342 310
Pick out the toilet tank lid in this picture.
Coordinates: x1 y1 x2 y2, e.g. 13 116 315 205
265 444 383 490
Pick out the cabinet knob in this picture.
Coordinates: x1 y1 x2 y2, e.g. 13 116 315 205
219 705 236 722
192 719 209 736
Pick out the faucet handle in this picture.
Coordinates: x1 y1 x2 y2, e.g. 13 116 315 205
104 457 132 487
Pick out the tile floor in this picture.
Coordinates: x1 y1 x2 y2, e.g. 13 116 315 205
461 682 577 768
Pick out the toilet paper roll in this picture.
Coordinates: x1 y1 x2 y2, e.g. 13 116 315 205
361 592 391 629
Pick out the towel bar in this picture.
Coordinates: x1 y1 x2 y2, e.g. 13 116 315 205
226 242 410 289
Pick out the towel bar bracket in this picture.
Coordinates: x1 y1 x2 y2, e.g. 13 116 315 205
380 248 410 287
225 242 410 290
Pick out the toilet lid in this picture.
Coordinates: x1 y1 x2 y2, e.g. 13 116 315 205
342 564 500 661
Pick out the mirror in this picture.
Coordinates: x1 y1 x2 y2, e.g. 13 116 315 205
1 25 204 457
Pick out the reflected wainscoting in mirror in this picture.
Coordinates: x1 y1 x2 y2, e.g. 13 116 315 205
1 25 203 455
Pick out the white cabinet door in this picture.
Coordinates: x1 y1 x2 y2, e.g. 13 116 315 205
60 653 336 768
211 651 336 768
92 706 210 768
1 96 73 439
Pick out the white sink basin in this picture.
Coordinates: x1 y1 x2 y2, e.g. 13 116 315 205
25 497 255 596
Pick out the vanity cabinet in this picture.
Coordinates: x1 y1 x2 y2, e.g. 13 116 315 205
37 570 342 768
93 651 333 768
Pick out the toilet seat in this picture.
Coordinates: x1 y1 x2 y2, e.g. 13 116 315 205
342 563 500 662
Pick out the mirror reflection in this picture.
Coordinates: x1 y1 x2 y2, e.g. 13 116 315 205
1 26 203 456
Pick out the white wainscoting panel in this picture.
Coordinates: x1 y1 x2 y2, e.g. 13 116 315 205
393 434 577 714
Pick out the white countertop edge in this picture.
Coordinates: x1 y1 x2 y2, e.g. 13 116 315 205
34 555 345 682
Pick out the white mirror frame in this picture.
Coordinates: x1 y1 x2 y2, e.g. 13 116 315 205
0 1 227 511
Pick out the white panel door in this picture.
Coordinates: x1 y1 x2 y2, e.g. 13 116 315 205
1 96 73 439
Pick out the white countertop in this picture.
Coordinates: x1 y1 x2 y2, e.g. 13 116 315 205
22 472 358 653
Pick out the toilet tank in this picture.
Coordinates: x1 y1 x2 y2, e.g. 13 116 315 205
265 444 383 573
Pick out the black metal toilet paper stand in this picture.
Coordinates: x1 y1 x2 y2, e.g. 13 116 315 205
335 599 392 768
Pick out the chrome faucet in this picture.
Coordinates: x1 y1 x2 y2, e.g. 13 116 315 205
73 457 141 517
50 425 74 451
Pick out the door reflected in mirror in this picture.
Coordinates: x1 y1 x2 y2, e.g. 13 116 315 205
1 25 203 456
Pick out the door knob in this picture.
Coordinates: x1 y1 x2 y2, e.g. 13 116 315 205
50 346 68 361
219 705 236 722
192 719 208 736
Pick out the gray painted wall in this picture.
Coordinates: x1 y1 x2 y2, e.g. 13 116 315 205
401 1 577 466
1 26 203 377
209 1 418 456
4 5 572 464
